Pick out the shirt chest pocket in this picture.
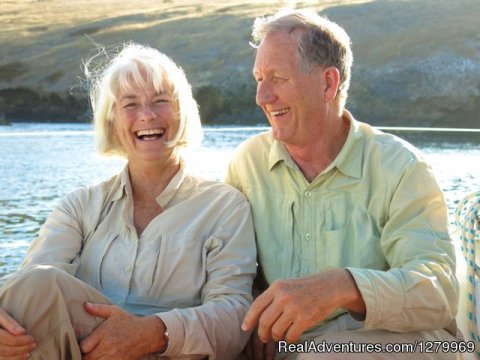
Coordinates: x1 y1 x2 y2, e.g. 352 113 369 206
319 193 386 270
312 193 350 270
75 229 119 291
144 234 207 308
322 193 352 232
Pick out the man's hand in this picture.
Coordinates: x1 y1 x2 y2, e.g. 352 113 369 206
80 303 167 360
242 269 365 344
243 330 276 360
0 308 36 359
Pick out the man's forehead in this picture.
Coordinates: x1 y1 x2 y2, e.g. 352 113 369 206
260 29 301 49
253 32 300 71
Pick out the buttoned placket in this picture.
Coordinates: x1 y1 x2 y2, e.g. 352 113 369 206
120 229 138 306
287 166 316 278
303 171 333 276
300 186 315 276
114 188 139 307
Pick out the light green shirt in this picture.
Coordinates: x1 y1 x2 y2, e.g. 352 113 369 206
225 110 458 333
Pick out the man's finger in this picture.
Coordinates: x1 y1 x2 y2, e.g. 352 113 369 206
242 290 274 331
256 303 282 343
0 309 25 336
284 321 305 344
270 312 293 341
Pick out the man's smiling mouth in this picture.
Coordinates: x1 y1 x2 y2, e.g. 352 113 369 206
270 108 290 116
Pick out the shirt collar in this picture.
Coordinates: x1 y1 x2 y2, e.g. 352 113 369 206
155 162 185 208
268 138 295 171
111 162 186 209
267 109 364 179
332 110 364 179
110 165 129 202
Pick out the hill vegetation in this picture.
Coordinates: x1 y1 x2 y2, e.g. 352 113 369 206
1 0 479 127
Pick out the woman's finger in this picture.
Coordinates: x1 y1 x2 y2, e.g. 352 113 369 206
0 309 25 336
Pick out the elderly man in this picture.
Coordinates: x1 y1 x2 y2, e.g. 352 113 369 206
226 9 459 360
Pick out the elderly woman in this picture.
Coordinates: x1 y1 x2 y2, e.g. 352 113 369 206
0 44 256 360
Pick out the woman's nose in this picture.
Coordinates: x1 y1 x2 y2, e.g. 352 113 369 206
139 105 155 122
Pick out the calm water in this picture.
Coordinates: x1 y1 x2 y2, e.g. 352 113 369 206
1 123 479 277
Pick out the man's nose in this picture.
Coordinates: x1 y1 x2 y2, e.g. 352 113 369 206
256 81 276 106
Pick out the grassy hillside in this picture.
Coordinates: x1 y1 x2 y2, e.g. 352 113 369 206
1 0 479 127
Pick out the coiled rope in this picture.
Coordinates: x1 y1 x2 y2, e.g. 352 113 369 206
455 191 480 356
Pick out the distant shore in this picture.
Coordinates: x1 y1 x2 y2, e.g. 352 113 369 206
1 0 479 128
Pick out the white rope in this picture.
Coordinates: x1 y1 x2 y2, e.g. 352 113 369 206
455 191 480 357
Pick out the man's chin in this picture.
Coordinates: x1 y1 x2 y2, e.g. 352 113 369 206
271 128 281 141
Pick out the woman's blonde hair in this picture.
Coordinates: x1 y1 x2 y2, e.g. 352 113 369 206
85 43 202 157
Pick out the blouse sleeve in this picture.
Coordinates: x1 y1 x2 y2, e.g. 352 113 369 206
157 198 257 359
19 188 89 276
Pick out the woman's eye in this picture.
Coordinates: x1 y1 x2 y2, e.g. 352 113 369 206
154 97 169 104
123 103 138 109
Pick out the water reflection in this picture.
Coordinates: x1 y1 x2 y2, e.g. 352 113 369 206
0 123 479 277
386 130 479 148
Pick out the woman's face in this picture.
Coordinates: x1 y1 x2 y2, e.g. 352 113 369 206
112 80 179 164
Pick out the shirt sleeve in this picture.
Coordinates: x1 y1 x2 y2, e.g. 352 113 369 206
156 198 257 359
18 189 88 275
348 159 458 332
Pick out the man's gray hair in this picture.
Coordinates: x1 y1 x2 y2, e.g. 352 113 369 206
252 9 353 108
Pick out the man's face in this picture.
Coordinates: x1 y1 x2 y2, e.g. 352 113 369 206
253 30 326 147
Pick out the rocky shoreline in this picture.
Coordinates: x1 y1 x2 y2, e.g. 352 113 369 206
1 0 479 127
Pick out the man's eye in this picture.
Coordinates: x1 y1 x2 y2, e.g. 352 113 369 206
154 98 169 104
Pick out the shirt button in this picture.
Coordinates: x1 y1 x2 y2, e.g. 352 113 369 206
304 191 312 198
125 266 132 272
305 233 312 241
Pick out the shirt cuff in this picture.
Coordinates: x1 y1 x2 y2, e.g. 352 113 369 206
347 267 408 330
155 310 185 357
346 267 380 328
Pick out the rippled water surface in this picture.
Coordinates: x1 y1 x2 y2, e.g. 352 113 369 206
1 123 479 276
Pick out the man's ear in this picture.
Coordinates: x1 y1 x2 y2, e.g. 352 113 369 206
323 66 340 103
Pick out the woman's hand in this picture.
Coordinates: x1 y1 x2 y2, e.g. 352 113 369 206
0 308 36 359
80 303 167 360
